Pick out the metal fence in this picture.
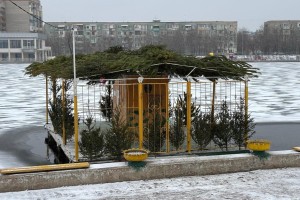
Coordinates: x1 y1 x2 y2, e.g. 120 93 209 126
47 76 248 154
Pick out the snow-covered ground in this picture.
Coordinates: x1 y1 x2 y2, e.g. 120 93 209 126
1 167 300 199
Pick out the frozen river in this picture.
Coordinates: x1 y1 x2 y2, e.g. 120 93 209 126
0 62 299 168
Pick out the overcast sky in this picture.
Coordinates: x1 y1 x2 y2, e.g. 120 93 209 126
41 0 299 31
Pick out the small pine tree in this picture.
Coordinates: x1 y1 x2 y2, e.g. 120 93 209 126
104 107 135 161
169 120 185 151
176 92 200 125
213 101 232 151
143 106 166 152
79 116 105 160
192 112 213 150
231 98 256 150
48 79 74 140
169 100 185 150
99 84 113 122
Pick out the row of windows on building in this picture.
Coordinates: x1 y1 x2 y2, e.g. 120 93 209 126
1 52 35 59
0 39 36 49
54 23 234 31
56 29 235 39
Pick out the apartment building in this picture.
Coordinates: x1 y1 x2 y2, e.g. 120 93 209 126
264 20 300 36
0 0 51 63
45 20 237 56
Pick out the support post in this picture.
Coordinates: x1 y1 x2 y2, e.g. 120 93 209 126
211 80 216 123
62 79 66 145
72 28 79 162
186 80 192 153
165 83 170 153
45 75 49 124
244 75 249 142
138 77 144 149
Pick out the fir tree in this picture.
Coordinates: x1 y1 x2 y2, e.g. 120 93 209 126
176 92 200 125
213 101 233 151
79 116 104 160
100 84 113 122
169 100 185 150
192 112 213 150
48 79 74 140
231 98 256 150
143 106 166 152
104 107 135 161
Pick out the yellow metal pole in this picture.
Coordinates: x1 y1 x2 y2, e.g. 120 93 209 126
165 83 170 153
72 28 79 162
62 79 66 145
244 75 249 142
74 96 79 161
45 75 49 124
186 80 192 153
138 77 144 149
211 80 216 123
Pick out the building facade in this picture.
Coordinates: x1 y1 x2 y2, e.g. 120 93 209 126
263 20 300 54
0 32 51 62
264 20 300 36
45 20 237 56
0 0 51 63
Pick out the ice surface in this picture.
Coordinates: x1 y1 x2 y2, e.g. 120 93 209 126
1 62 300 133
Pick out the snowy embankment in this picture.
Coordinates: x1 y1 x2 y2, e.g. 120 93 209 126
1 167 300 199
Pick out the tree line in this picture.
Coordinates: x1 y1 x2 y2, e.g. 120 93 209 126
237 26 300 55
45 26 300 57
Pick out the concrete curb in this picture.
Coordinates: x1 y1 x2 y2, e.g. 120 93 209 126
1 150 300 192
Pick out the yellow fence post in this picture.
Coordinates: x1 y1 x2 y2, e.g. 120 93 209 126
211 80 216 123
72 28 79 162
74 94 79 162
138 77 144 149
244 75 249 142
186 80 192 153
165 83 170 153
62 79 66 145
45 75 49 124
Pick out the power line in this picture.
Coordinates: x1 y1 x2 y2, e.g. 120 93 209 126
8 0 58 29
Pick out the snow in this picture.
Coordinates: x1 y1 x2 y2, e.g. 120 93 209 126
1 167 300 199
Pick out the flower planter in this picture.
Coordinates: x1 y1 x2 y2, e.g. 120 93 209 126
247 139 271 151
123 149 149 162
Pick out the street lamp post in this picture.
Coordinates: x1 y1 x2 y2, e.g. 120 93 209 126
72 27 79 162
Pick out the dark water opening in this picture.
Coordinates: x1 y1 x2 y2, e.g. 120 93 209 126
254 122 300 151
1 122 299 167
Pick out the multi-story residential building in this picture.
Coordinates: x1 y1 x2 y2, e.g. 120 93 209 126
44 20 237 56
0 0 5 31
0 0 51 63
263 20 300 54
264 20 300 36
